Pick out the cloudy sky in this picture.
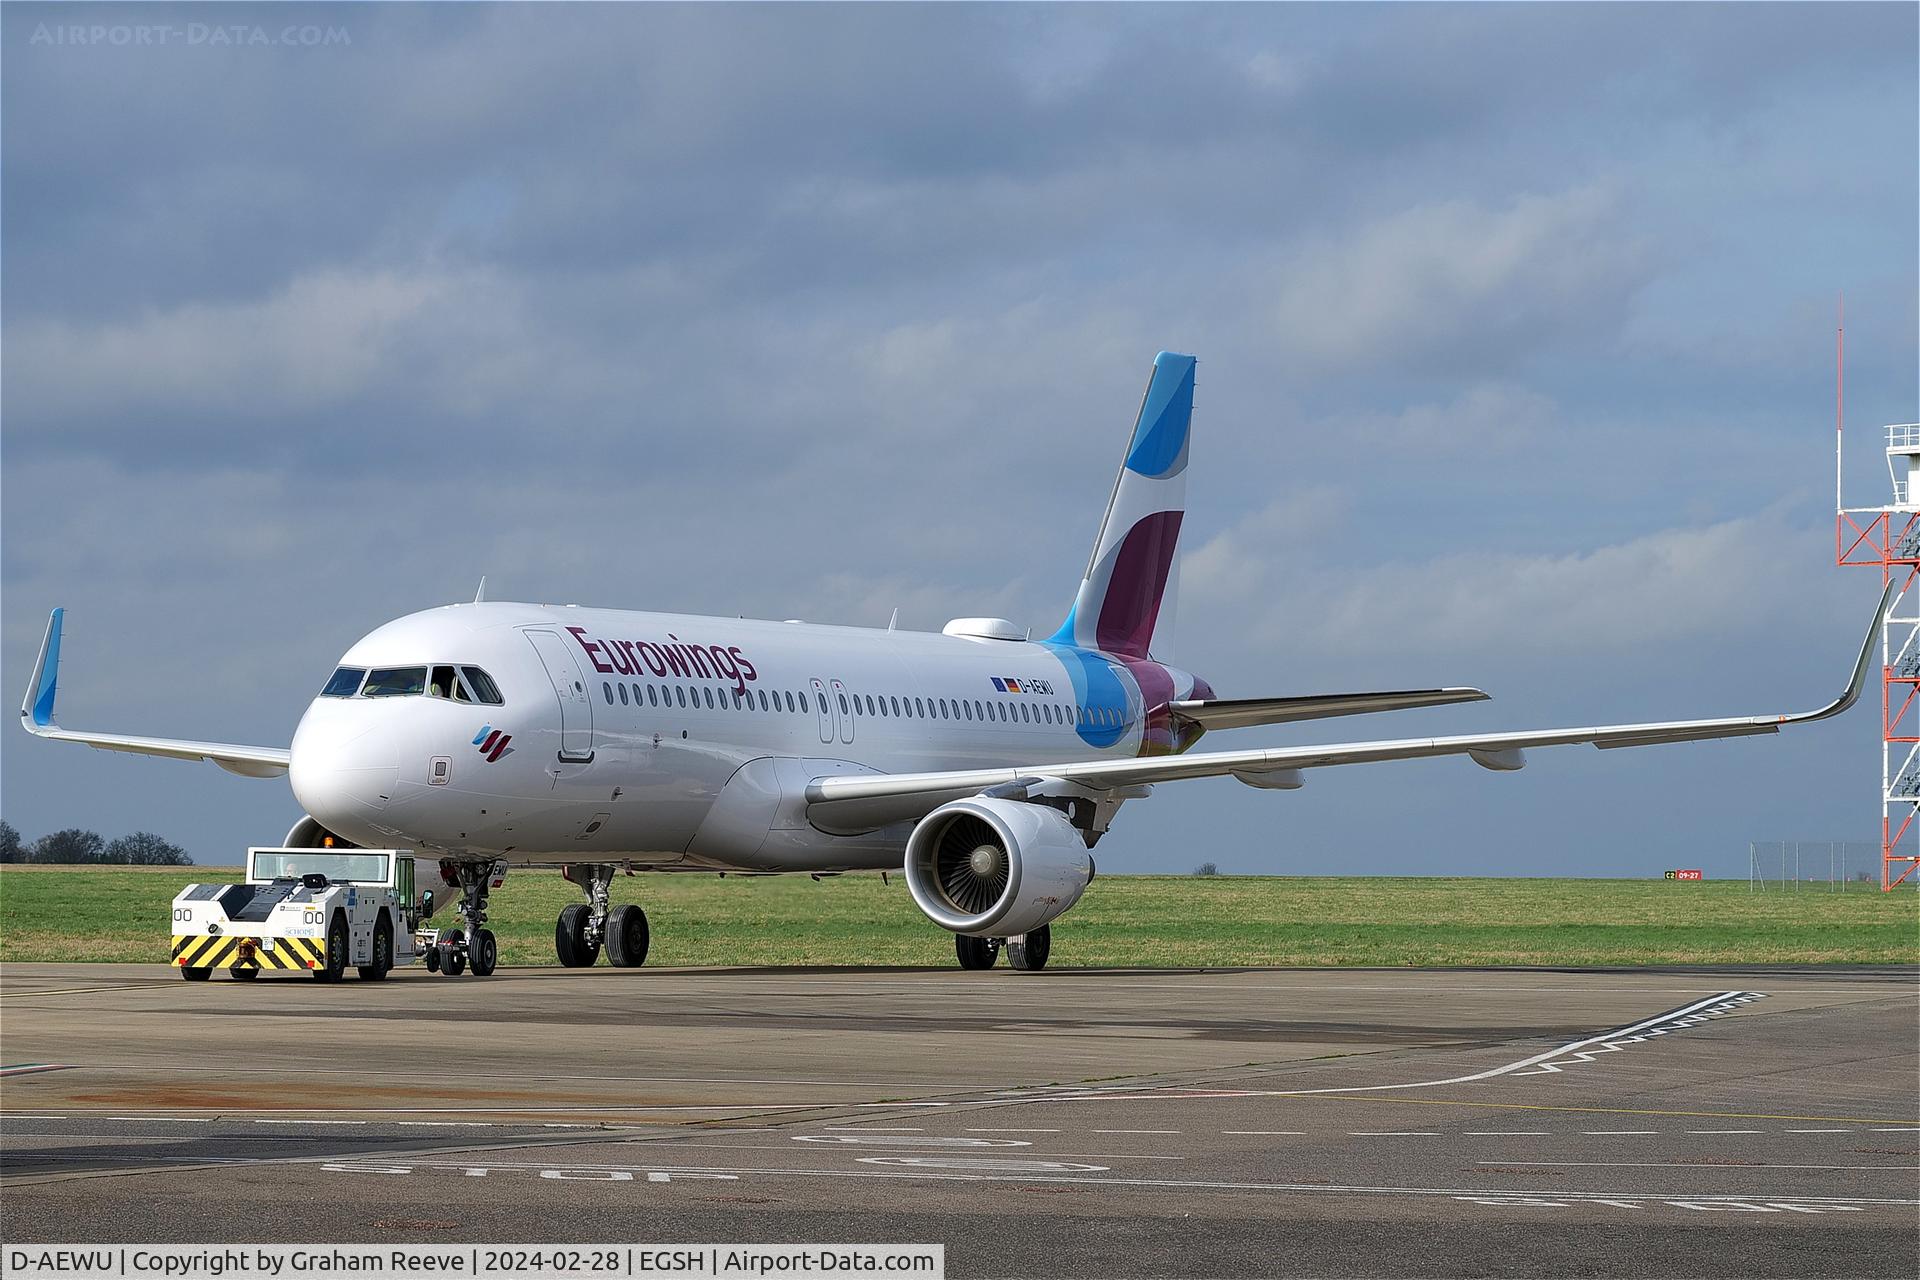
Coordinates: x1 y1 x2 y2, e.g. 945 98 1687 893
3 3 1915 880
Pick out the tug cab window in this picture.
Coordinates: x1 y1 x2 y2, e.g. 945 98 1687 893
321 667 366 698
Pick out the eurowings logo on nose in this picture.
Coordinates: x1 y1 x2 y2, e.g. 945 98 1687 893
473 725 512 762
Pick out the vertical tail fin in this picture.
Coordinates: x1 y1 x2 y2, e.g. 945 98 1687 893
1048 351 1194 658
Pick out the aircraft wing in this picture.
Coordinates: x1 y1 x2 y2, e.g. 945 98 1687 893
17 609 291 779
1168 687 1488 731
806 584 1890 827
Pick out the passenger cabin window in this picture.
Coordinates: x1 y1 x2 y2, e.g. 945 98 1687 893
321 667 365 698
364 667 428 697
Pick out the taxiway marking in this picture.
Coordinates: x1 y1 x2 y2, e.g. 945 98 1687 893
308 1157 1920 1212
1481 1161 1917 1171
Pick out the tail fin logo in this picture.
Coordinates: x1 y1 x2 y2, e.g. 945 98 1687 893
1049 351 1195 660
473 725 513 762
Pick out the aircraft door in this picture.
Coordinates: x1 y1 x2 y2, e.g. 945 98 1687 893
809 677 832 745
830 678 854 745
526 630 595 762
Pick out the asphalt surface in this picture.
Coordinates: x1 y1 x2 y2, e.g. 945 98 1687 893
1 962 1915 1277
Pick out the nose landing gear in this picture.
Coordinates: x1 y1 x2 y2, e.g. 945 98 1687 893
556 864 649 969
431 859 500 978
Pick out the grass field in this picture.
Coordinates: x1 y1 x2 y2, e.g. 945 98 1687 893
1 864 1914 967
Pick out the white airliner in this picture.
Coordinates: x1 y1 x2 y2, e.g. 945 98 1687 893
19 352 1886 975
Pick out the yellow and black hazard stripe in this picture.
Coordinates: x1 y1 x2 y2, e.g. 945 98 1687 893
171 933 326 971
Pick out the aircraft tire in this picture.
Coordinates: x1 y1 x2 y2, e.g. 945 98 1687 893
439 927 466 977
556 904 596 968
1006 925 1051 972
606 905 649 968
470 928 498 977
955 935 996 970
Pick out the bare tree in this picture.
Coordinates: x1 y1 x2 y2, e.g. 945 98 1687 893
106 832 193 866
1192 861 1219 877
0 819 20 863
29 828 105 864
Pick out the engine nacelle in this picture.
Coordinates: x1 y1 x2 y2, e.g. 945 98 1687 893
904 797 1093 937
282 814 360 849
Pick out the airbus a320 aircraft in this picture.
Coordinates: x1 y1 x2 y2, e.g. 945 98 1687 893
20 353 1887 976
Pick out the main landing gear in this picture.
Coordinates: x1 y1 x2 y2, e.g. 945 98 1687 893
427 859 498 978
955 925 1051 972
556 864 650 969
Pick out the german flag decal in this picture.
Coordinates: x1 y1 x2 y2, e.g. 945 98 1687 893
171 933 325 971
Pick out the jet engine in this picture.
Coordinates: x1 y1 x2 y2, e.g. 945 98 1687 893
903 797 1093 937
283 814 359 849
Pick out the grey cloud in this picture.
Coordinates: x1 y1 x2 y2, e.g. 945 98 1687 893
3 2 1913 875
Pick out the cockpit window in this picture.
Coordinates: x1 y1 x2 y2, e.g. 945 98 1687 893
321 667 365 698
428 665 463 700
461 666 504 705
363 667 429 697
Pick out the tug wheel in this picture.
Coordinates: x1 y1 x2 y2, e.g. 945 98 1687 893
314 913 350 983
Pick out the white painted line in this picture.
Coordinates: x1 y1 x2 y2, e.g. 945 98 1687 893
824 1126 923 1131
1870 1127 1920 1133
253 1119 366 1126
1482 1161 1914 1171
1686 1129 1763 1135
1785 1128 1852 1133
965 1128 1058 1133
1351 1131 1440 1137
393 1121 496 1128
1211 991 1764 1099
1466 1131 1551 1136
106 1116 212 1123
1222 1131 1304 1136
2 1115 70 1120
1092 1129 1179 1134
326 1157 1920 1207
1584 1130 1659 1135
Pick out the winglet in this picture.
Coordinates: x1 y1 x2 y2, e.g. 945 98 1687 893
20 608 64 731
1787 580 1895 725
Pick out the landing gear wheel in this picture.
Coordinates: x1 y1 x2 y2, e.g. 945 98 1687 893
231 967 259 981
359 918 393 981
1006 925 1051 972
181 967 212 981
605 905 649 968
469 928 498 977
439 928 467 978
955 934 997 970
314 912 350 982
555 904 599 968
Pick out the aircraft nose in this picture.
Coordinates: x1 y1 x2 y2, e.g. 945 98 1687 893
289 703 400 819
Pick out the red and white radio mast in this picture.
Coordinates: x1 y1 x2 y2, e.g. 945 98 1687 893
1833 300 1920 890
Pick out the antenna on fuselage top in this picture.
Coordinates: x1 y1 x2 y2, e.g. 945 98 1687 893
887 608 899 632
473 576 487 604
